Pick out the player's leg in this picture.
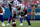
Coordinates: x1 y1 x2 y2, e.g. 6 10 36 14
12 14 16 26
12 11 16 26
9 15 12 24
0 15 5 26
12 14 16 23
25 16 31 27
19 12 24 26
7 15 12 25
25 10 31 27
31 10 33 20
8 1 13 26
19 4 26 26
34 10 35 21
19 15 23 26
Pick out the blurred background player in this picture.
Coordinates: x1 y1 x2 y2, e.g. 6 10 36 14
0 2 5 26
6 0 13 26
31 4 36 21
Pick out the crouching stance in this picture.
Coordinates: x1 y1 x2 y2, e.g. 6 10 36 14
20 9 31 27
12 4 31 27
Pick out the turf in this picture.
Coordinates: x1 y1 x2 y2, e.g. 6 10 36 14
0 21 40 27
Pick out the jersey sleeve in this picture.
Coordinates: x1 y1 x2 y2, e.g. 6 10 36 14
2 7 5 13
0 7 5 15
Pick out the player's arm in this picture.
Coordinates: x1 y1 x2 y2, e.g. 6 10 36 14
0 7 5 15
8 1 13 12
23 6 27 11
2 7 5 14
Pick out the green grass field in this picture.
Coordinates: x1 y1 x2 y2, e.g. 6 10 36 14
0 21 40 27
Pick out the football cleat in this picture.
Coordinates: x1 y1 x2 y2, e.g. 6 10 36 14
2 22 5 26
28 25 31 27
6 23 10 26
20 23 23 26
28 24 31 27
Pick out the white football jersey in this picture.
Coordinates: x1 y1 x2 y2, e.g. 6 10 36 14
12 0 25 14
0 7 5 15
12 4 25 13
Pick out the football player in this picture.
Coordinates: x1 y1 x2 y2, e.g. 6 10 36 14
6 0 13 26
20 5 31 27
12 0 31 27
0 3 5 26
